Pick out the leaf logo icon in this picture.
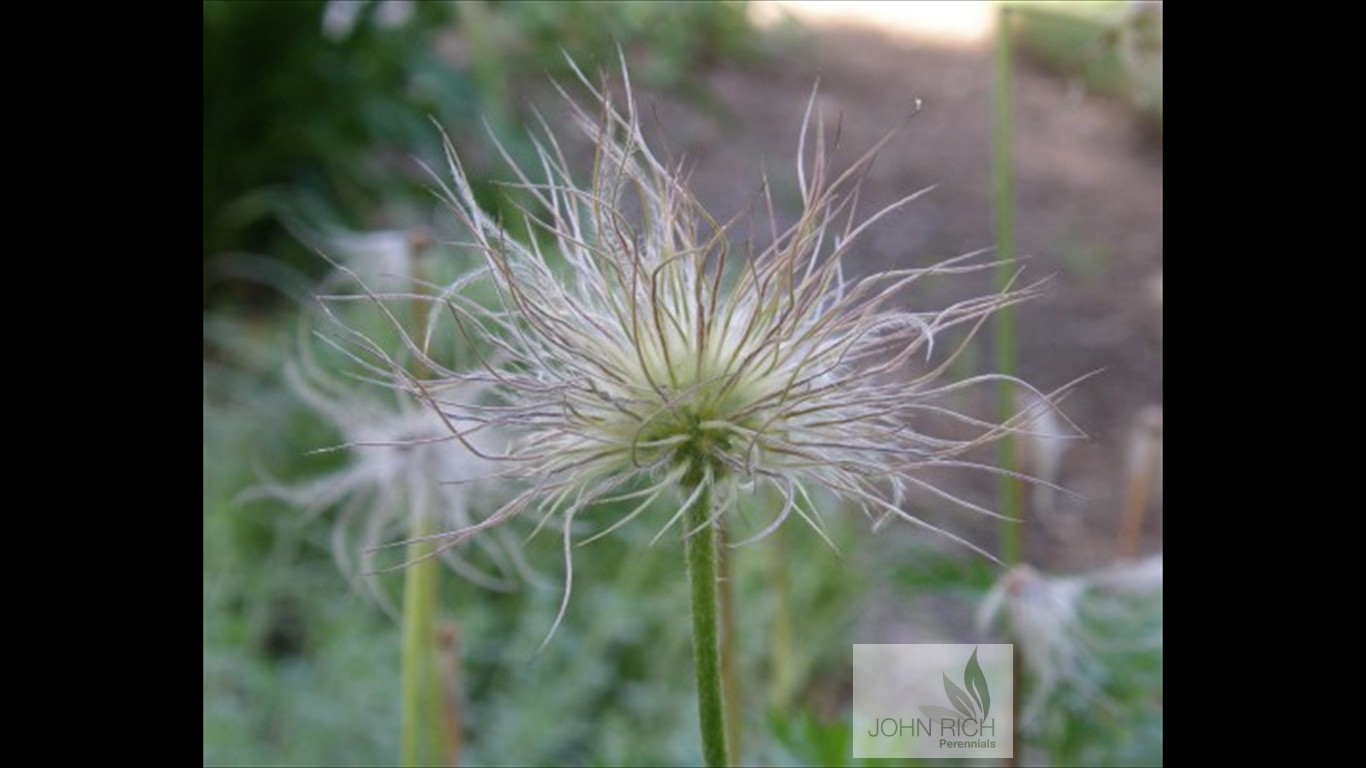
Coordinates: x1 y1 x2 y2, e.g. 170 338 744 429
964 647 991 721
943 673 977 720
918 647 992 723
917 642 994 721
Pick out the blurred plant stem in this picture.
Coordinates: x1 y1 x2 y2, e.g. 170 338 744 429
684 482 730 767
766 512 797 713
401 512 445 766
1118 407 1162 557
457 0 515 140
400 249 448 767
994 4 1024 568
995 10 1025 765
438 623 464 766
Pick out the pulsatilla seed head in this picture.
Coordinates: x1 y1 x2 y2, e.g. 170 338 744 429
328 54 1076 636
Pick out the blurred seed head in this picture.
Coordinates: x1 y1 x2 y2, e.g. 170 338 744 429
979 555 1162 724
1015 389 1071 515
256 354 532 611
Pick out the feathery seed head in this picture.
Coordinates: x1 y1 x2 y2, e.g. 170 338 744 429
978 557 1163 724
257 342 527 606
337 57 1070 612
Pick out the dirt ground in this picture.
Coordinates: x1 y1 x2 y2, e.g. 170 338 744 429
625 18 1164 573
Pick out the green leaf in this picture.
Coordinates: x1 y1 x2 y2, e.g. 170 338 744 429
943 673 977 720
964 647 991 720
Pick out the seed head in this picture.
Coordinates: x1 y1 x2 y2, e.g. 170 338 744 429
978 556 1163 724
333 57 1069 632
255 328 529 610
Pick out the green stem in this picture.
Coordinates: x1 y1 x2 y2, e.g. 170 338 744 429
994 4 1024 568
401 512 443 765
995 9 1026 765
684 482 730 767
400 241 445 766
767 518 796 713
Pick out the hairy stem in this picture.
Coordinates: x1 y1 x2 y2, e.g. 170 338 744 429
684 481 730 767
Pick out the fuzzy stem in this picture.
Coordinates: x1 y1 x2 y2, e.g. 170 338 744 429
401 513 444 766
994 4 1025 568
684 481 731 767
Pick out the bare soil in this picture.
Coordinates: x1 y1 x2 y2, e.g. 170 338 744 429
654 22 1164 572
